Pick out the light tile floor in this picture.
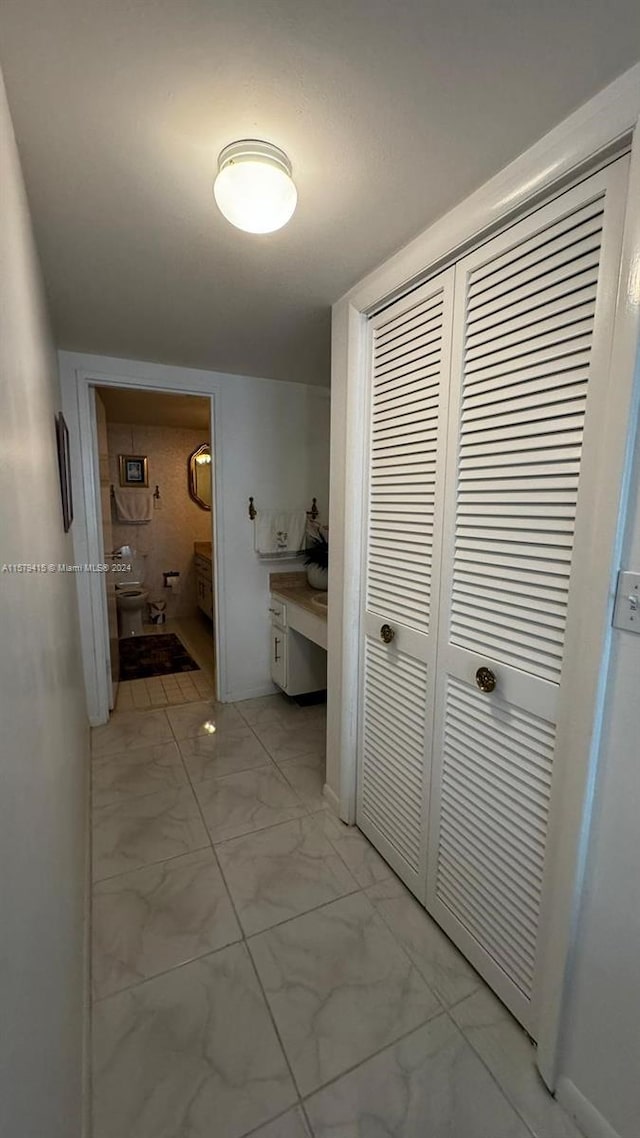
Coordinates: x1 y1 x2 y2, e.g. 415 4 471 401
91 692 583 1138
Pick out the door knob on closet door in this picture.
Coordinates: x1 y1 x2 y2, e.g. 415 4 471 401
380 624 395 644
475 666 496 693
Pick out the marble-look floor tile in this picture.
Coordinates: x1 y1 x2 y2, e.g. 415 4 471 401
236 693 308 729
452 987 583 1138
216 814 357 935
305 1013 529 1138
91 709 173 758
178 727 272 783
249 891 441 1095
320 814 393 889
166 698 244 740
248 1106 310 1137
92 943 297 1138
367 875 480 1008
254 721 326 765
92 786 209 881
92 741 187 808
195 765 307 842
278 754 327 811
92 849 241 998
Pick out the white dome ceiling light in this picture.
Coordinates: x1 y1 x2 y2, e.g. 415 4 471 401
213 140 297 234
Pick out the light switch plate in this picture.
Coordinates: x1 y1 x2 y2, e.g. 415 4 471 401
612 570 640 632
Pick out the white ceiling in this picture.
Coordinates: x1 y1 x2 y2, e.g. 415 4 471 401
97 386 210 430
1 2 639 387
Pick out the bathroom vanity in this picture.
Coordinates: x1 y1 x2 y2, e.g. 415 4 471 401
194 541 213 621
269 572 327 696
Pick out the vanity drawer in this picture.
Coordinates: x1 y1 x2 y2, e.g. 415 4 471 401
269 596 287 627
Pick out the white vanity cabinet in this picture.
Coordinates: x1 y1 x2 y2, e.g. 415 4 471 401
194 551 213 621
269 593 326 696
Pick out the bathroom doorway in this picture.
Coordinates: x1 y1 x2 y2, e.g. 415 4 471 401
94 386 217 712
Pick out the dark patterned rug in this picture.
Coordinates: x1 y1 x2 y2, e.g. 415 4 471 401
119 633 200 681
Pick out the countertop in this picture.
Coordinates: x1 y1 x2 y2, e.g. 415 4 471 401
270 572 327 621
194 541 212 560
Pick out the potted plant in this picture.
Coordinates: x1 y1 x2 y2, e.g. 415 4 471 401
304 532 329 591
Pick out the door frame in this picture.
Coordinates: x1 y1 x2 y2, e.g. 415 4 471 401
327 63 640 1087
61 365 223 725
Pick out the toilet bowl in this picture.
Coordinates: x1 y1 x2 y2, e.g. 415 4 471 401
115 553 148 636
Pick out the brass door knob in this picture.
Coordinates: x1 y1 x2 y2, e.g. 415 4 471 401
475 666 496 693
380 624 395 644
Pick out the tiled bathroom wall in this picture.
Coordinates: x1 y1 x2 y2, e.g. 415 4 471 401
108 422 211 618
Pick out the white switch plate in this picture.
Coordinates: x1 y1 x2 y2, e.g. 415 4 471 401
612 570 640 632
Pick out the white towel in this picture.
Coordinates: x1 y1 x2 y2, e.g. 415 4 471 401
254 510 307 557
113 489 153 524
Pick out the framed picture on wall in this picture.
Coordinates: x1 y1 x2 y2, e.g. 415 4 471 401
118 454 149 487
55 411 73 533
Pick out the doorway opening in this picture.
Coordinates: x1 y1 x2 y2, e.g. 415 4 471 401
94 385 217 712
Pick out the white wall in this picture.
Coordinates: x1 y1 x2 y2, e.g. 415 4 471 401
0 68 89 1138
557 409 640 1138
58 351 331 708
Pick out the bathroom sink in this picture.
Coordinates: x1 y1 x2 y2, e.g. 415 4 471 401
311 593 328 610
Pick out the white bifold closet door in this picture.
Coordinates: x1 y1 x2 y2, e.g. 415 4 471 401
426 159 628 1035
356 271 454 894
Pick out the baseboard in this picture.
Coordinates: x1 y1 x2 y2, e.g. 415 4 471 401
556 1077 622 1138
323 782 342 817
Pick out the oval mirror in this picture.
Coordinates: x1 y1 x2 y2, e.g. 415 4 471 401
188 443 212 511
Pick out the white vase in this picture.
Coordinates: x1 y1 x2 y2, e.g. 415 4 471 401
306 564 328 590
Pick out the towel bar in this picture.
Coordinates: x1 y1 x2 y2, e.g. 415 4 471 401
248 496 319 521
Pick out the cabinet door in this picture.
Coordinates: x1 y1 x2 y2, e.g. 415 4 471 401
427 159 629 1035
357 270 455 895
271 626 287 690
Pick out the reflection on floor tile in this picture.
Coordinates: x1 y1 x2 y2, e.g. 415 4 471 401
92 786 209 880
305 1013 529 1138
249 891 441 1095
92 849 241 998
92 944 297 1138
166 698 245 740
194 764 307 842
367 874 480 1008
451 987 583 1138
217 814 357 935
92 741 186 808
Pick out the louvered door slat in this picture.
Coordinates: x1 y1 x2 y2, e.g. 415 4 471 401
358 272 453 893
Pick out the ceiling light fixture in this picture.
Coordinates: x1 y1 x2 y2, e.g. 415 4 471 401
213 140 297 234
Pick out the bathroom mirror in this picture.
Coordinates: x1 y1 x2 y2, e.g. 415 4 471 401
188 443 212 511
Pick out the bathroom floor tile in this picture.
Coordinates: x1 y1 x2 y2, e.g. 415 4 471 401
216 814 358 935
91 741 187 808
305 1013 530 1138
92 785 209 880
451 987 584 1138
178 727 272 783
249 891 441 1095
319 814 393 889
366 875 481 1008
92 849 241 999
249 1106 310 1137
194 765 307 842
166 698 244 739
278 753 326 811
92 943 297 1138
91 709 173 758
236 694 311 730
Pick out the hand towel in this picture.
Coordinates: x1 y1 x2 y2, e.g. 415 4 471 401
113 489 153 524
254 509 307 557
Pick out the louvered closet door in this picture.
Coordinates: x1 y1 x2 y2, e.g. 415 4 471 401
357 271 454 895
426 160 628 1034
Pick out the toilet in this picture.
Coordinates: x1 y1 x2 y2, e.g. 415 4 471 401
115 553 149 637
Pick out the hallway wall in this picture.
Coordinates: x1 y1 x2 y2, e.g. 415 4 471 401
0 67 89 1138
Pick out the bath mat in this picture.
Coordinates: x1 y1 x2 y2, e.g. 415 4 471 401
118 633 200 681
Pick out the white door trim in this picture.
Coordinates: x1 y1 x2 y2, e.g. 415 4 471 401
60 363 223 725
327 62 640 1087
